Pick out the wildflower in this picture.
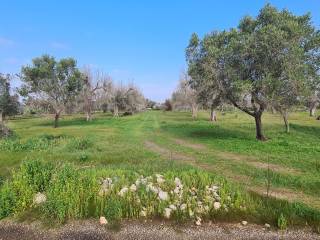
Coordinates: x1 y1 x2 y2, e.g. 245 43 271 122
164 208 172 219
130 184 137 192
158 190 169 201
213 201 221 210
33 192 46 205
118 187 128 197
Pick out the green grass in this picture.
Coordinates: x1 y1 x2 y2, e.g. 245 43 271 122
0 110 319 230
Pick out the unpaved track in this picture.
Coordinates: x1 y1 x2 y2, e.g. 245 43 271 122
0 220 319 240
144 139 320 210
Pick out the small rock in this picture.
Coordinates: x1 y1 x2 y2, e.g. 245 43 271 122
241 221 248 226
213 201 221 210
195 217 202 226
99 216 108 225
265 223 271 228
33 192 47 205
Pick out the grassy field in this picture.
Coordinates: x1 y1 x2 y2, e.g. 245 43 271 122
0 110 319 230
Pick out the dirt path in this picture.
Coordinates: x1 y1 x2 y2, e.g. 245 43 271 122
172 138 301 175
0 219 319 240
144 140 320 210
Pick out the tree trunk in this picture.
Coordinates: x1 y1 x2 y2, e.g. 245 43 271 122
191 104 198 119
0 111 3 124
254 113 266 141
54 112 60 128
210 107 217 122
310 104 318 117
283 112 290 133
113 105 119 117
271 106 276 114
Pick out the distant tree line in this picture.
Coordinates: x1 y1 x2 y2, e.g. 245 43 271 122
0 55 149 132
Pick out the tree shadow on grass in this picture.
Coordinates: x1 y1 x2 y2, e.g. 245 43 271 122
290 123 320 139
36 117 111 128
161 123 253 141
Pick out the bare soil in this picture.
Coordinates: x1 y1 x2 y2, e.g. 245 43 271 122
0 219 319 240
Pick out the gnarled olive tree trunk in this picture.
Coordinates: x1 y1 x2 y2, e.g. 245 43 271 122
113 105 119 117
191 104 198 119
309 102 318 117
209 106 217 122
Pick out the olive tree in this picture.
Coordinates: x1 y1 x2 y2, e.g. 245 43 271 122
20 55 84 128
171 70 199 119
0 74 20 122
187 4 320 140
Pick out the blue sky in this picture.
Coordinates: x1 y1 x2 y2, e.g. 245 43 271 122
1 1 319 102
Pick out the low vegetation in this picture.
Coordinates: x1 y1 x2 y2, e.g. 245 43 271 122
0 111 319 231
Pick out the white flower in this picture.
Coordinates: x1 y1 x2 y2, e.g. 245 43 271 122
164 208 172 218
130 184 137 192
180 203 187 211
169 204 177 210
213 201 221 210
118 187 128 197
33 192 46 205
158 190 169 201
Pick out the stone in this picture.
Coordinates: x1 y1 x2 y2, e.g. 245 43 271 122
99 216 108 225
241 221 248 226
33 192 47 205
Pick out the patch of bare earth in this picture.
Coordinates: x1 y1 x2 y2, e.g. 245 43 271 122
0 220 319 240
145 141 195 162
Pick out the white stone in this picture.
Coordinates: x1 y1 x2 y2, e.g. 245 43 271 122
33 192 47 205
158 190 169 201
118 187 128 197
195 216 202 226
265 223 271 228
130 184 137 192
99 216 108 225
241 221 248 226
213 201 221 210
164 208 172 218
180 203 187 211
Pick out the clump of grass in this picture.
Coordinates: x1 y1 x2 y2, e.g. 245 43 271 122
66 137 92 151
0 134 67 151
0 160 319 230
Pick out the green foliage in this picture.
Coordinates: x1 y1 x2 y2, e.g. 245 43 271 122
277 213 288 230
66 137 92 151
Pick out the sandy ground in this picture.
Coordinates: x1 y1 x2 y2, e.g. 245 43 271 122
0 219 319 240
